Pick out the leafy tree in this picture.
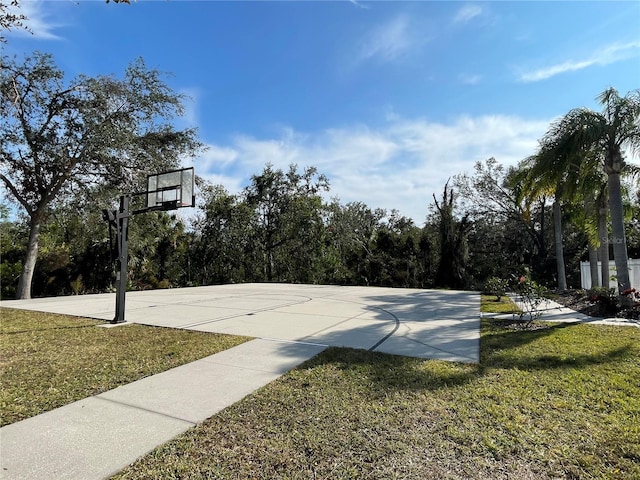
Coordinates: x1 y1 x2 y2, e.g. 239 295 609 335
627 186 640 259
192 183 258 285
0 204 27 299
371 211 422 287
547 88 640 302
432 182 471 289
278 192 326 283
244 164 329 282
513 131 612 290
417 221 439 288
317 200 352 285
0 52 202 298
514 153 570 290
323 201 386 286
462 212 526 285
30 197 112 296
0 0 29 43
453 158 550 280
125 210 190 290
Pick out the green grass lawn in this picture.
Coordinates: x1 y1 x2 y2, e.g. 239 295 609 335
481 294 520 314
2 305 639 479
112 322 640 480
0 308 250 426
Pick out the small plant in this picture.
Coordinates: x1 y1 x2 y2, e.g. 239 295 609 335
483 276 508 301
511 274 547 327
621 288 640 307
620 288 640 320
587 287 619 316
70 275 84 295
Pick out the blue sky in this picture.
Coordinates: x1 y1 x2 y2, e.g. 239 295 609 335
4 0 640 224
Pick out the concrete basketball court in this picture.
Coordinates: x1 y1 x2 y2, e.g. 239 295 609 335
1 283 480 363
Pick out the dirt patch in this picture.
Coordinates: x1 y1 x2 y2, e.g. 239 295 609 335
490 319 551 331
552 290 640 320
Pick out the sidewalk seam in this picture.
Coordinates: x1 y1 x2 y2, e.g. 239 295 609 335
195 358 294 375
93 395 197 426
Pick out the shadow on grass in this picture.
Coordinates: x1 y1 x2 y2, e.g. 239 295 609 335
481 319 573 353
291 319 638 395
481 319 638 371
1 324 103 335
485 341 634 370
0 307 104 335
296 346 480 394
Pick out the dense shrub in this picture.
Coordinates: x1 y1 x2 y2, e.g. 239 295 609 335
483 276 508 301
587 287 619 316
511 275 547 327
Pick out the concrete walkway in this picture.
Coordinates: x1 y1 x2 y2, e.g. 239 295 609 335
502 295 640 328
0 339 325 480
0 284 480 480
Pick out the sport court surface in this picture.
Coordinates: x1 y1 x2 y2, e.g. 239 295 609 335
1 283 479 363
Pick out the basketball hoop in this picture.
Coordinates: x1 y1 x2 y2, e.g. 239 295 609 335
146 167 195 211
102 166 196 323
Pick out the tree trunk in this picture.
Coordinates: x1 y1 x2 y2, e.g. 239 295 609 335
584 197 600 288
15 215 43 299
588 244 599 288
532 198 548 274
553 199 567 290
598 195 609 290
266 248 274 282
607 172 632 305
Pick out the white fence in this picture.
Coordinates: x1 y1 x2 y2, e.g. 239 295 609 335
580 259 640 291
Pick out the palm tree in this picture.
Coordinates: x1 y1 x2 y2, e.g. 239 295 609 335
514 152 570 290
553 88 640 303
514 128 601 291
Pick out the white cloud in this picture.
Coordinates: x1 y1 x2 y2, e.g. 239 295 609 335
198 144 239 170
453 4 483 25
459 73 482 85
192 115 550 224
348 0 369 10
178 88 202 128
518 41 640 82
356 15 414 64
5 0 64 40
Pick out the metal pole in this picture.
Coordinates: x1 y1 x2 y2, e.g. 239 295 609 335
113 195 130 323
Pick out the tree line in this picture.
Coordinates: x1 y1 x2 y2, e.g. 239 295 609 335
2 157 638 300
1 52 639 300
